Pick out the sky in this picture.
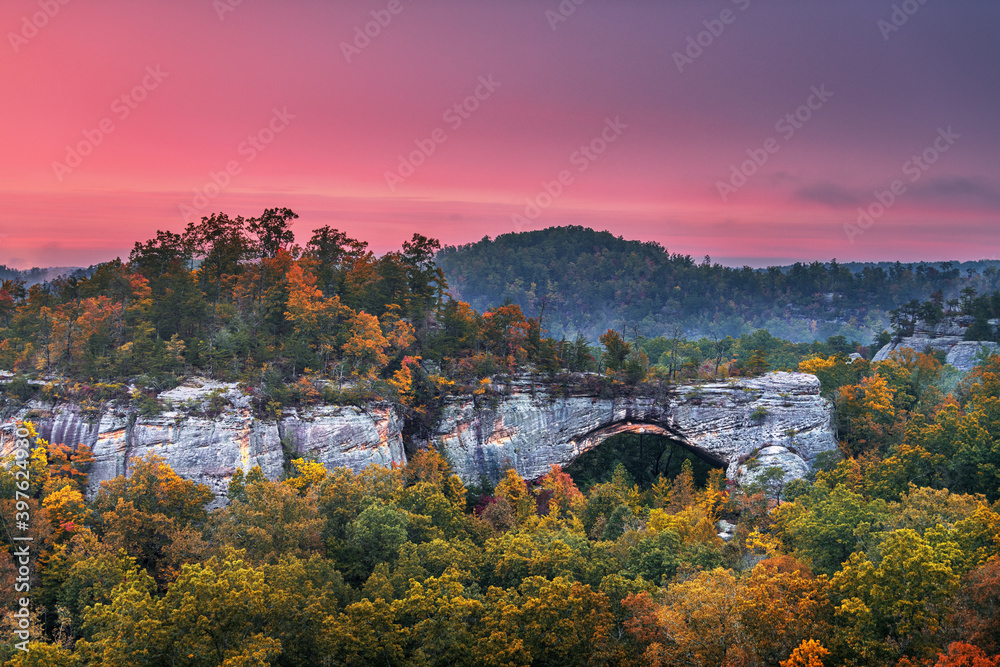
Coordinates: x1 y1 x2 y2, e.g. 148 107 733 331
1 0 998 269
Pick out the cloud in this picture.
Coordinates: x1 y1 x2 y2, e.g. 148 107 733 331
794 183 864 208
908 177 1000 209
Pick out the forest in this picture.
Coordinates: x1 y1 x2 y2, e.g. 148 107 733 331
437 226 1000 343
0 213 999 666
0 351 999 665
0 209 907 434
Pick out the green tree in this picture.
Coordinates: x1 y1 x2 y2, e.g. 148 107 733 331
772 484 889 576
832 528 961 664
600 329 630 373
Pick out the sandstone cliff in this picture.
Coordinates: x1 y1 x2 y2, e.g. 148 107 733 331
2 379 405 505
873 317 999 371
433 371 837 485
1 372 837 502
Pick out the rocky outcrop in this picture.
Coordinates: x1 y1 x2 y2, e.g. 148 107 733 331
873 317 999 371
734 445 810 488
1 379 405 506
1 372 837 502
433 371 837 487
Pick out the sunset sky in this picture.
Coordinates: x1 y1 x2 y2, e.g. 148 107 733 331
1 0 998 269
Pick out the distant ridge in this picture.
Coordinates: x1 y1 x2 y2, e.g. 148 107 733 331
435 225 1000 343
0 265 88 287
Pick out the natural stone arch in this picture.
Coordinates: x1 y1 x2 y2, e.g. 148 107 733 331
431 372 837 486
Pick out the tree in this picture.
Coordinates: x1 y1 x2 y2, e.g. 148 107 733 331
389 571 491 666
600 329 630 373
480 304 530 367
341 311 389 377
932 642 1000 667
399 233 446 330
304 226 371 305
42 441 94 496
738 556 831 665
486 576 617 667
432 299 480 359
832 528 960 664
344 502 409 581
283 458 328 496
283 263 346 376
836 371 902 456
92 455 213 584
951 556 1000 655
42 485 91 541
213 476 324 564
494 469 535 524
538 465 585 519
183 212 250 304
78 552 305 666
747 348 769 376
55 550 145 643
248 207 297 260
772 484 889 576
624 568 742 667
781 639 831 667
321 597 406 666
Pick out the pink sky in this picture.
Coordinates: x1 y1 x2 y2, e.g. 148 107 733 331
1 0 998 269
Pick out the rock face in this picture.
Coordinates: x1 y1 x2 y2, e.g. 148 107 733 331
873 317 999 372
1 379 405 506
734 445 810 488
433 371 837 486
1 372 837 502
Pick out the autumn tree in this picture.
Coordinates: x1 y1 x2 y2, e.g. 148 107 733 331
931 642 1000 667
213 475 324 564
950 556 1000 655
283 262 346 376
341 311 389 378
781 639 831 667
600 329 630 373
78 551 340 666
91 455 213 585
832 528 960 664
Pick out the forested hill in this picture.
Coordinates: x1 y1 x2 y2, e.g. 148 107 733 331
435 226 1000 343
0 265 86 286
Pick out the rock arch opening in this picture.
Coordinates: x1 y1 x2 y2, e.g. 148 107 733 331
564 421 726 490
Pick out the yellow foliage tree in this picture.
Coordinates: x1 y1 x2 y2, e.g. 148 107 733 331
780 639 830 667
283 458 328 495
43 485 91 540
495 469 535 523
342 311 390 377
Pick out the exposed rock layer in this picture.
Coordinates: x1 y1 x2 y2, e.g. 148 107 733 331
873 318 999 371
433 371 837 484
1 372 837 501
